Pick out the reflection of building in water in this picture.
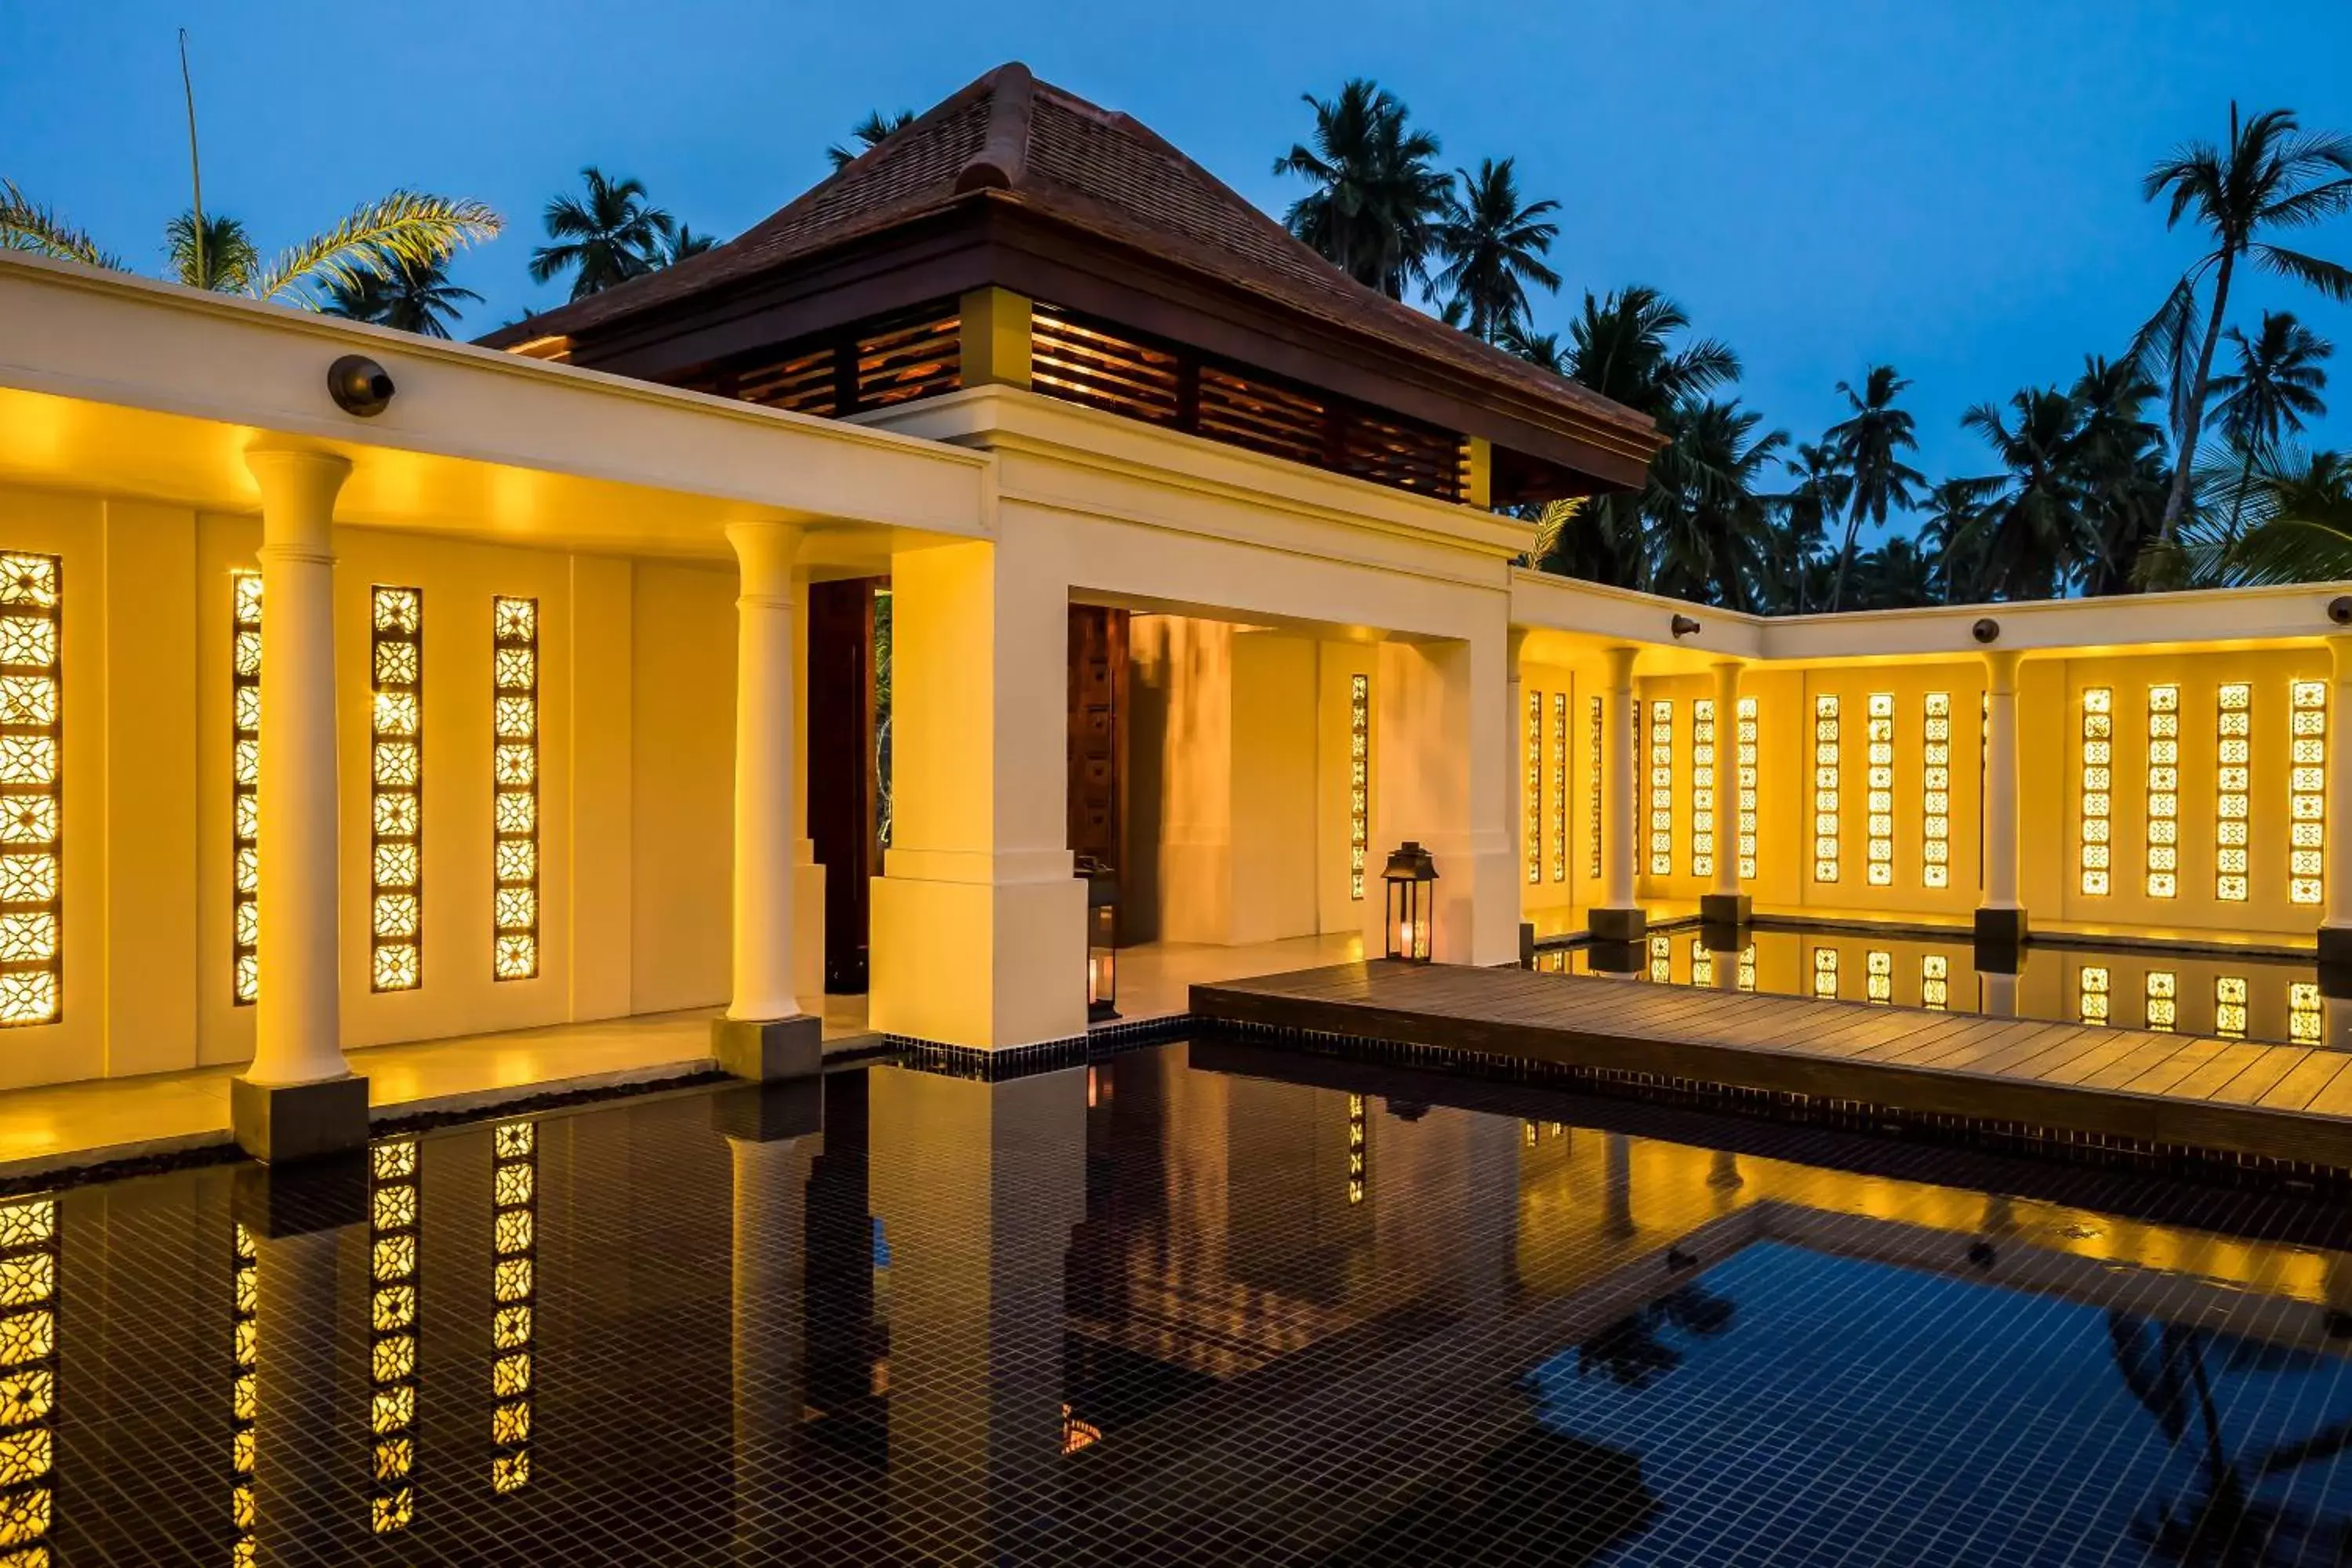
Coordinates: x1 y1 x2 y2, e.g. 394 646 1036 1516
231 1222 256 1566
0 1197 56 1565
490 1120 537 1494
368 1138 420 1534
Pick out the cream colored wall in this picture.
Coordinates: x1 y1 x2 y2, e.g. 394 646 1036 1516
1231 632 1318 944
0 477 745 1088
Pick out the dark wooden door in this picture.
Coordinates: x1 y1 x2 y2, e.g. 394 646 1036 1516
808 577 882 992
1068 606 1128 935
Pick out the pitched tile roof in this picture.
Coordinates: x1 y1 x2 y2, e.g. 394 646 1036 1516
482 64 1656 452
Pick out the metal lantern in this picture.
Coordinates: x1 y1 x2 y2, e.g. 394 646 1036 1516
1381 841 1439 963
1078 858 1119 1021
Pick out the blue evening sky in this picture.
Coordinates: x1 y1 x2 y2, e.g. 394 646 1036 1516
5 2 2350 511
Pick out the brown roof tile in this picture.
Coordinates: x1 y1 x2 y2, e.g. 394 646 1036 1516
482 64 1654 447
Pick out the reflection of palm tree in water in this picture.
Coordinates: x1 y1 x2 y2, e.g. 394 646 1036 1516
2107 1312 2352 1563
1577 1284 1737 1388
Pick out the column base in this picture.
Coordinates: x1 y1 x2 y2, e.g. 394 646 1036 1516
1698 893 1751 927
2318 925 2352 971
1519 922 1536 969
230 1075 370 1165
1588 906 1646 943
231 1156 367 1235
711 1076 825 1141
712 1015 823 1083
1973 906 2028 946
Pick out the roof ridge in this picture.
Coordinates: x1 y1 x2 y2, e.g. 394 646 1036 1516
956 60 1036 193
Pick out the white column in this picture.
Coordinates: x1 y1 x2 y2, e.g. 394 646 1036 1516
2321 635 2352 959
1979 649 2024 938
726 521 804 1024
1707 659 1744 919
245 449 350 1087
1599 646 1640 918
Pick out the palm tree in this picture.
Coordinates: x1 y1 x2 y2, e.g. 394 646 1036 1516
2134 103 2352 544
1957 387 2089 601
2067 356 2172 593
2205 447 2352 583
321 252 481 339
658 224 720 268
2209 310 2332 542
1431 158 1560 342
1498 323 1569 375
1273 80 1450 297
1846 537 1938 610
1645 399 1787 612
1823 365 1926 612
2 183 499 306
1918 479 1987 603
1772 443 1851 613
828 109 915 171
529 168 673 301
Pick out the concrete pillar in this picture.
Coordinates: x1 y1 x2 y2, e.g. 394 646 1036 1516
1592 646 1643 942
713 522 820 1081
2320 636 2352 971
1700 659 1749 926
1976 648 2026 946
235 450 365 1162
870 538 1086 1048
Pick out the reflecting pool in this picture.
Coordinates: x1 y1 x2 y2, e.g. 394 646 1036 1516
1537 925 2342 1049
17 1041 2352 1564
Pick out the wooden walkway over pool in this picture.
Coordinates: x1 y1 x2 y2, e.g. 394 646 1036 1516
1189 962 2352 1171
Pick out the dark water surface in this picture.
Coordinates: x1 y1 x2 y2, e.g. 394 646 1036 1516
12 1040 2352 1565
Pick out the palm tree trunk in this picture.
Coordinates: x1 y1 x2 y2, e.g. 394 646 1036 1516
2223 445 2256 548
1828 516 1862 612
2158 249 2237 544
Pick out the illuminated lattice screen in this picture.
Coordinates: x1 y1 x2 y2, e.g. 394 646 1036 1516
1865 949 1893 1004
1736 696 1758 880
2145 685 2180 898
2291 981 2322 1045
2215 975 2248 1038
1647 700 1674 877
2078 964 2109 1024
0 554 63 1027
1691 699 1716 880
1548 693 1566 884
1523 689 1541 884
2079 688 2112 895
1865 694 1893 886
1922 693 1950 889
231 572 262 1005
1346 1094 1367 1206
1348 675 1368 900
1648 933 1671 982
369 1138 420 1534
2216 683 2250 902
1586 697 1602 880
1737 943 1756 992
1812 695 1840 883
2291 680 2326 906
1921 954 1949 1011
1810 946 1838 999
0 1197 56 1565
492 598 539 980
232 1221 256 1559
492 1119 538 1493
371 588 423 991
2145 971 2176 1032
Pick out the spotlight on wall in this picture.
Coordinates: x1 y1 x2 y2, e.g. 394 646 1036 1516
327 354 396 418
1972 617 2001 644
1670 614 1701 639
2329 595 2352 626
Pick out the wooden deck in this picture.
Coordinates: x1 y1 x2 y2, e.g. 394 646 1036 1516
1189 962 2352 1171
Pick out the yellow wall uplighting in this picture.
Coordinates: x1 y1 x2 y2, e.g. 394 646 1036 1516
1524 688 1541 885
1348 673 1368 901
2290 680 2325 906
1812 694 1839 884
2145 684 2180 898
1864 693 1893 887
0 554 63 1027
1691 699 1716 880
370 587 424 992
230 572 262 1005
1736 695 1759 881
2079 688 2112 897
1586 696 1602 881
1922 692 1950 890
1548 692 1566 884
1648 699 1674 877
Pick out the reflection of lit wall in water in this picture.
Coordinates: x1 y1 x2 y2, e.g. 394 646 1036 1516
370 1137 421 1534
0 1197 56 1563
1690 940 1711 987
1649 935 1671 983
491 597 541 980
1864 693 1893 887
2146 971 2176 1032
1345 1095 1366 1207
1811 946 1837 1000
1921 955 1948 1011
232 1222 255 1564
1549 692 1566 884
369 586 426 992
2290 681 2327 906
1865 951 1892 1004
2216 976 2249 1039
2291 981 2321 1044
2078 965 2109 1025
0 554 65 1028
491 1120 538 1494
